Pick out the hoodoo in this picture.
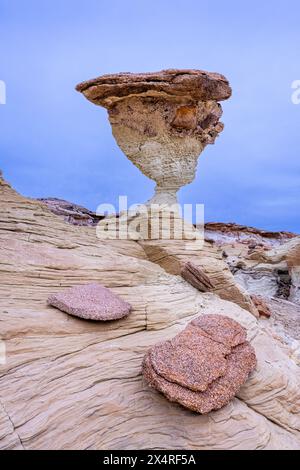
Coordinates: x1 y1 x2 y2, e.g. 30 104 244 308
76 69 231 206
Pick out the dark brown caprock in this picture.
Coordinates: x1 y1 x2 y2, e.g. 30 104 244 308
76 69 232 106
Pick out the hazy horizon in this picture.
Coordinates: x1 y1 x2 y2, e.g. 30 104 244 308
1 0 300 232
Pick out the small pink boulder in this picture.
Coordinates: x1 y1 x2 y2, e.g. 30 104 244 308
48 283 132 321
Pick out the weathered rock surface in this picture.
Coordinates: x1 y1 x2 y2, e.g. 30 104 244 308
233 238 300 305
204 222 296 249
37 198 104 226
271 239 300 305
76 69 232 106
76 69 231 205
181 261 215 292
37 199 298 308
34 202 298 249
251 295 272 318
0 173 300 449
140 239 259 316
195 224 300 368
258 297 300 365
204 221 299 305
143 315 256 414
48 283 132 321
144 343 256 415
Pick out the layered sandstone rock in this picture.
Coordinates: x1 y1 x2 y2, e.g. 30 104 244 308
1 63 300 450
226 234 300 304
181 262 215 292
140 239 259 316
258 297 300 365
76 69 231 205
0 176 300 449
267 238 300 305
204 222 296 249
195 223 300 369
76 69 231 105
202 221 299 305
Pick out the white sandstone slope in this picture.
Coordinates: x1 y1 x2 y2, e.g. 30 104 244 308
0 173 299 450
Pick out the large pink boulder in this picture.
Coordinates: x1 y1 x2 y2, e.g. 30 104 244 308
143 314 256 414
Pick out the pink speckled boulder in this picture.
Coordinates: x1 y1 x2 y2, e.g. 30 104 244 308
48 283 132 321
142 314 256 414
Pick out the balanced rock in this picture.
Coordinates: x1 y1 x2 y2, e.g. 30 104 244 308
76 69 231 206
48 283 132 321
143 314 256 414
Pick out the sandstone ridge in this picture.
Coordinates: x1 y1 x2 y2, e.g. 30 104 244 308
0 172 300 450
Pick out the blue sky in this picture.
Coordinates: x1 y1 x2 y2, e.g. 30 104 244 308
1 0 299 232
